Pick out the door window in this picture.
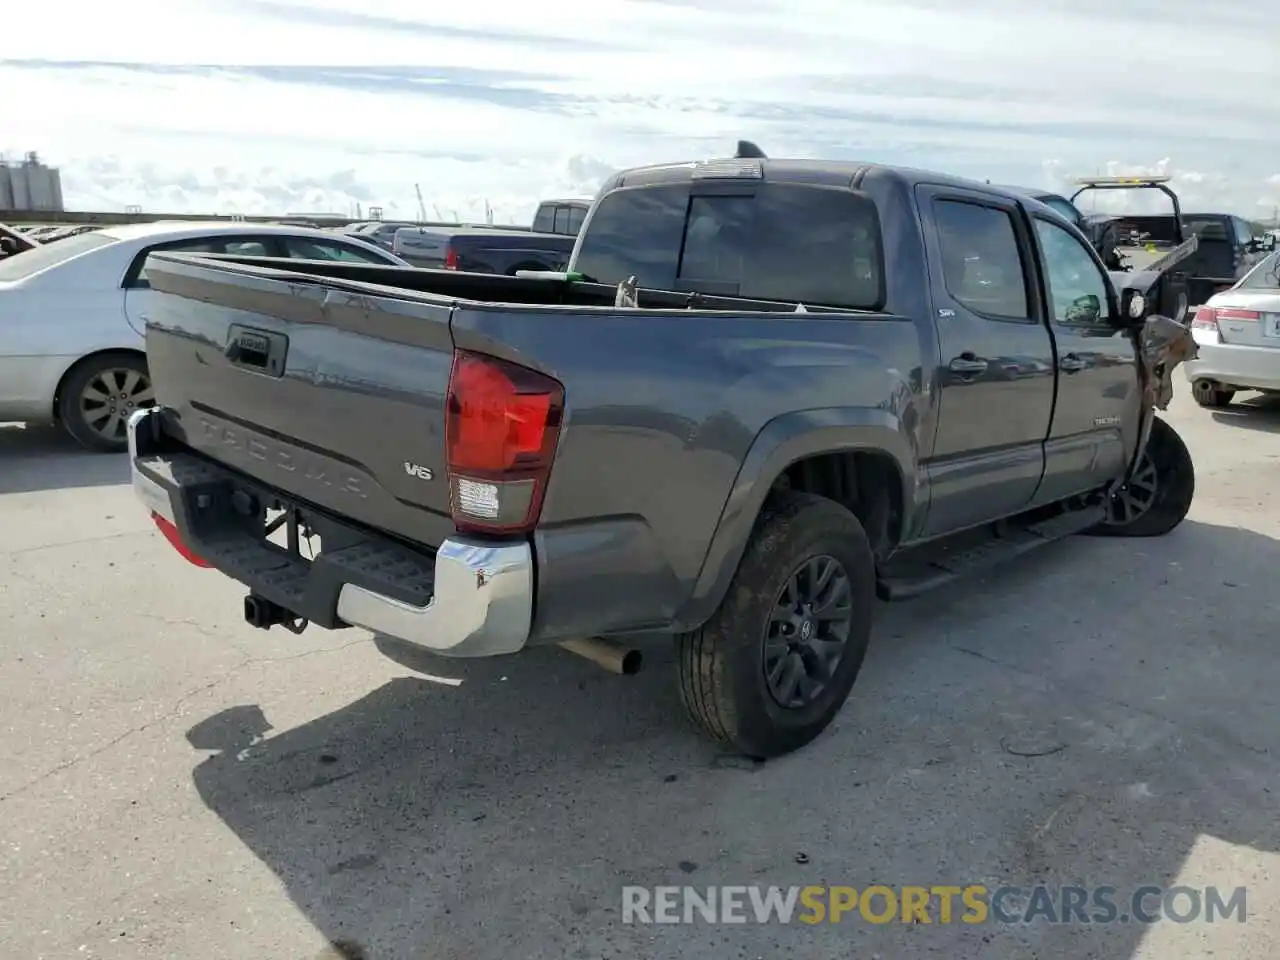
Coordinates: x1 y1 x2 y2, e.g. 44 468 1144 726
128 239 224 287
1033 218 1113 326
933 199 1030 321
282 238 392 263
224 239 271 256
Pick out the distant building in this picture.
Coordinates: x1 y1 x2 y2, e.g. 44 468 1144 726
0 152 65 211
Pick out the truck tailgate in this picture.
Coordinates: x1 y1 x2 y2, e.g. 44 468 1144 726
142 253 458 548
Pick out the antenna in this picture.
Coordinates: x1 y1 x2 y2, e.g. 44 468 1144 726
735 140 767 159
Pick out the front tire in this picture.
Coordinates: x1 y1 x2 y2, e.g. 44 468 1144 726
1089 416 1194 538
57 352 154 453
674 492 876 759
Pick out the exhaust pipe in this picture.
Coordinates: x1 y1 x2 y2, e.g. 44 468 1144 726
558 637 643 676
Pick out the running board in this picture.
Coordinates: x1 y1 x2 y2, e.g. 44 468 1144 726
876 503 1107 601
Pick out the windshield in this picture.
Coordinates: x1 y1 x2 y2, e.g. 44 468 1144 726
0 230 116 281
1237 251 1280 291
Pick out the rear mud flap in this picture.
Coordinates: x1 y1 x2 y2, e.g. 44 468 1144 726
1123 313 1199 482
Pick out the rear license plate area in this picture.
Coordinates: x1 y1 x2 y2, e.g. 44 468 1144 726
226 484 322 562
1263 314 1280 338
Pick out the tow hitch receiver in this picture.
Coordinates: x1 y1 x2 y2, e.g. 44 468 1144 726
243 594 309 635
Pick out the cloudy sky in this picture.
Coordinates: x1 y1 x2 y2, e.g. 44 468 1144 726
2 0 1278 223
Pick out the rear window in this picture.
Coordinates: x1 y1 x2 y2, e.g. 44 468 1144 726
1185 218 1229 241
0 230 116 281
1238 251 1280 290
532 204 556 233
572 183 884 309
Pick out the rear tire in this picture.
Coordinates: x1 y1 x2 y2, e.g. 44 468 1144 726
57 352 154 453
1191 379 1234 408
674 492 876 759
1088 417 1194 538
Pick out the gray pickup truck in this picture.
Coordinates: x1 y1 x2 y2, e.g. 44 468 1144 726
125 146 1198 758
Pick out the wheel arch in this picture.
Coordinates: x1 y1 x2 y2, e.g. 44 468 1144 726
52 347 149 421
672 407 919 631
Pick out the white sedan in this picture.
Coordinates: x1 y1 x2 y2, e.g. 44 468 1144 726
0 220 409 451
1184 250 1280 408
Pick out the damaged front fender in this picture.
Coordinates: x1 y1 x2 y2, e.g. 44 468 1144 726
1124 312 1199 482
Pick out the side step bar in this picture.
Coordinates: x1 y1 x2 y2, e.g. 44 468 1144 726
876 503 1107 601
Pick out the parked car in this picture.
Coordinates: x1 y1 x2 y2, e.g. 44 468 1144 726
0 220 409 452
392 225 574 274
1183 249 1280 407
125 145 1196 759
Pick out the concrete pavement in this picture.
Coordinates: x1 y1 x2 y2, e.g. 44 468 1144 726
2 385 1279 959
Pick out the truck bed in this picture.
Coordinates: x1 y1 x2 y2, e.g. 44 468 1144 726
140 251 925 640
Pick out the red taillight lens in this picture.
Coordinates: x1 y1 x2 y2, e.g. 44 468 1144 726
444 246 458 270
445 350 564 535
1193 306 1259 341
1191 306 1218 330
151 512 212 568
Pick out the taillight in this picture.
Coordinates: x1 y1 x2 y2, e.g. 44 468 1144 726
1193 306 1258 342
444 246 458 270
151 512 212 568
445 350 564 535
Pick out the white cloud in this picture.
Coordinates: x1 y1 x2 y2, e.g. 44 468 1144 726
1 0 1277 223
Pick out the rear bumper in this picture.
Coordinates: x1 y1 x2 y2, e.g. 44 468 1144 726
1182 335 1280 392
127 407 533 658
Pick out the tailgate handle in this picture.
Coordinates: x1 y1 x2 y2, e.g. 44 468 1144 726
225 326 287 377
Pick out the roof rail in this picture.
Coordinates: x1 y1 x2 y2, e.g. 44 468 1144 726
735 140 768 160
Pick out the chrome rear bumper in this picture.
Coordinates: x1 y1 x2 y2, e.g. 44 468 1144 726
127 407 533 658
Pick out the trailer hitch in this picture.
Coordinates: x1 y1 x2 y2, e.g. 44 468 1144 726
243 594 309 634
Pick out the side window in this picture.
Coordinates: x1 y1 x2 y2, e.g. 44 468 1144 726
224 239 270 256
283 238 389 264
553 206 570 234
567 206 587 235
130 239 224 287
933 200 1030 320
571 185 689 289
1232 217 1254 246
1033 218 1113 326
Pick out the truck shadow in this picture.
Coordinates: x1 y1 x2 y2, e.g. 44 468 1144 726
1210 393 1280 433
186 518 1280 960
0 422 130 494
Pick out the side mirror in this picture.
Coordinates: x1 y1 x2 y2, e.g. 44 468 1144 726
1065 293 1102 324
1117 288 1149 327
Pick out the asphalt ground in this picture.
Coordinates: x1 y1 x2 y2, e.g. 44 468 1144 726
2 380 1279 960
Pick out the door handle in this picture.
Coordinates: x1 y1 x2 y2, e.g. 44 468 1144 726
948 354 988 376
1060 353 1088 373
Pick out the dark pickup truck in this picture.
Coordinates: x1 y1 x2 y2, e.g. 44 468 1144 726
125 147 1199 759
392 225 575 275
